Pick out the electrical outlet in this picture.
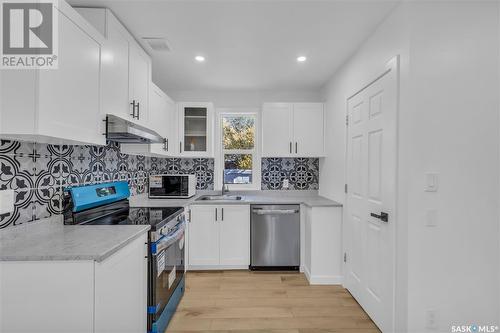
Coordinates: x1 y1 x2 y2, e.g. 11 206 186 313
283 179 289 189
425 309 438 330
0 190 14 215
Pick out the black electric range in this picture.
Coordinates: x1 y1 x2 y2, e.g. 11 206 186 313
63 181 186 333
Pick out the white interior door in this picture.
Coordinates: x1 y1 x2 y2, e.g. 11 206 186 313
345 57 398 332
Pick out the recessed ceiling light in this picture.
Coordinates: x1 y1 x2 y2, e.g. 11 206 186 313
195 55 205 62
297 56 307 62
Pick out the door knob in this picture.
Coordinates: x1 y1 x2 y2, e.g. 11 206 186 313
370 212 388 222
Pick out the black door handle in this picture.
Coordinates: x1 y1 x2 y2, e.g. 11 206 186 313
370 212 389 222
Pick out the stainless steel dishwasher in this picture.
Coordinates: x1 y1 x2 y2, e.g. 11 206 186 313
250 205 300 271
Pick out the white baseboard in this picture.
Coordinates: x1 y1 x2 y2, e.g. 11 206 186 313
188 265 249 271
304 266 343 285
304 265 312 281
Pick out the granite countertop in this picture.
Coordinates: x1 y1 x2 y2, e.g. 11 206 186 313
129 190 342 208
0 215 150 262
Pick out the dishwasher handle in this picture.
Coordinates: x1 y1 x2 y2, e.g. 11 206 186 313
252 209 299 215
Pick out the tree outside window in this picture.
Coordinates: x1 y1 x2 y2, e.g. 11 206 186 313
223 115 256 185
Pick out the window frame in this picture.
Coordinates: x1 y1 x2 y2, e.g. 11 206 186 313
215 108 261 191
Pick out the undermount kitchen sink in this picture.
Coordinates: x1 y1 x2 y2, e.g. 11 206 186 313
196 195 243 201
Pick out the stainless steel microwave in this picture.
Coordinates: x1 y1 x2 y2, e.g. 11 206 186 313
148 174 196 199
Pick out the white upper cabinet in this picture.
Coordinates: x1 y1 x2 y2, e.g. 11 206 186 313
76 7 151 127
293 103 325 157
97 9 130 121
262 102 325 157
0 1 106 146
262 103 293 157
128 43 151 126
177 102 214 157
121 82 174 157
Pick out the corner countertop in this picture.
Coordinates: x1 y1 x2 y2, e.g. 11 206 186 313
0 215 150 262
129 190 342 208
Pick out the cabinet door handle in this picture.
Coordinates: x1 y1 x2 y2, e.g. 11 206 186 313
130 100 136 118
215 208 218 221
179 142 182 154
136 102 140 119
289 142 292 154
295 142 298 154
221 208 224 221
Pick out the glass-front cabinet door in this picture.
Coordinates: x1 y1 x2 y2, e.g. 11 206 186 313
177 102 214 157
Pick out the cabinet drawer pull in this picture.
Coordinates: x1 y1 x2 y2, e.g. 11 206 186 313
215 207 218 221
289 142 292 154
295 142 298 154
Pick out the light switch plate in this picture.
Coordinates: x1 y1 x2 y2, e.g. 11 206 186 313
426 209 438 227
0 190 15 215
424 173 439 192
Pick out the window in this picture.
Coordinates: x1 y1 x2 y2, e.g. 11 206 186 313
221 114 258 188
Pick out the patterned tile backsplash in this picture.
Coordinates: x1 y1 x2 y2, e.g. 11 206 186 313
0 140 319 229
0 140 214 229
261 158 319 190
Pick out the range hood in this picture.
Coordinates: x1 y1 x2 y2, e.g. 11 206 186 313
105 114 163 144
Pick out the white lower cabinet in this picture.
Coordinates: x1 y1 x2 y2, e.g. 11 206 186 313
219 206 251 266
303 206 343 285
0 234 148 333
188 205 250 269
94 234 148 333
188 205 219 266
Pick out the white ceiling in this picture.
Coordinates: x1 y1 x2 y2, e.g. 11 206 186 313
68 0 399 94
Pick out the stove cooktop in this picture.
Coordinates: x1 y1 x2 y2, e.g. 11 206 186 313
84 206 184 231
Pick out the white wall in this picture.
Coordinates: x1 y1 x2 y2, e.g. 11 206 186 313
321 1 500 331
169 90 322 108
320 3 411 331
406 2 499 331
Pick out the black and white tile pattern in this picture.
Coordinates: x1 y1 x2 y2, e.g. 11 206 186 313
0 140 215 229
0 140 319 229
261 158 319 190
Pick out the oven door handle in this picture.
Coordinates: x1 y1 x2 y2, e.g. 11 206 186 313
153 222 186 254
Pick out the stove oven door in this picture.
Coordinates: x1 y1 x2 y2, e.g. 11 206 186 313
149 224 185 332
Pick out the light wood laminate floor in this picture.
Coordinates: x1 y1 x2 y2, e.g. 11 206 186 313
166 271 380 333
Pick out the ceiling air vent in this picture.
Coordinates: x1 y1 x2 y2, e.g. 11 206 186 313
142 37 171 52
